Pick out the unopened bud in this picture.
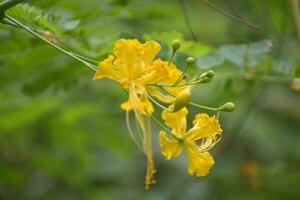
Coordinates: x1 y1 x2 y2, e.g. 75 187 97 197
199 70 214 79
173 88 191 112
172 39 181 52
219 102 236 112
186 57 196 65
193 70 214 84
205 70 214 78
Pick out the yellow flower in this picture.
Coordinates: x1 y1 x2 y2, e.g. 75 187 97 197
159 106 223 176
93 39 186 189
93 39 185 113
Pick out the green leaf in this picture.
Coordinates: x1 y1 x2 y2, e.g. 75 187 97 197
249 39 273 54
220 44 247 67
6 4 79 35
220 40 273 68
197 53 225 69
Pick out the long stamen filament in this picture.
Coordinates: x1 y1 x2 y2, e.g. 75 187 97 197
126 111 143 151
147 113 172 135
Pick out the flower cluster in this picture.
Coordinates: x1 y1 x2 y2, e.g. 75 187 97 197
93 39 235 189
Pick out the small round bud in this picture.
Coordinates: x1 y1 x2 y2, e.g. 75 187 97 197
173 88 191 112
219 102 236 112
186 57 196 65
199 70 214 79
193 71 214 84
206 70 214 78
172 39 181 51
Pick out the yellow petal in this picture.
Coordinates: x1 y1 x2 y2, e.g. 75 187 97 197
186 113 223 141
162 105 188 135
120 90 154 114
159 131 183 160
120 100 132 111
137 59 186 98
114 39 142 79
141 40 161 67
113 39 160 81
147 87 175 104
140 93 154 114
186 145 214 176
93 55 120 81
149 60 186 96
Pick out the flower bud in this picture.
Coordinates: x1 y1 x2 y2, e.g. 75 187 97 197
173 88 191 112
199 70 214 79
193 70 214 84
205 70 214 78
172 39 181 52
186 57 196 65
219 102 236 112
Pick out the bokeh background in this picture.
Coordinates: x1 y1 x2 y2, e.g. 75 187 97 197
1 0 300 199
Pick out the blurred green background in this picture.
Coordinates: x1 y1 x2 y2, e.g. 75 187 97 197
0 0 300 199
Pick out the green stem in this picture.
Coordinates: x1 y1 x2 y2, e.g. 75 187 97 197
146 94 173 112
188 101 220 111
174 63 189 85
146 79 207 87
148 113 172 134
70 52 99 64
3 14 98 71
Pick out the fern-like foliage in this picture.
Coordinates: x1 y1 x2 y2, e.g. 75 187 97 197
6 4 80 35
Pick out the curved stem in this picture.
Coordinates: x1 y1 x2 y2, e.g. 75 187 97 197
188 101 220 111
146 94 173 112
70 52 99 64
4 14 98 71
201 0 261 31
178 0 198 41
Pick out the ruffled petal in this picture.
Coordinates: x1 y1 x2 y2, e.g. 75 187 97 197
162 105 188 135
113 39 161 81
159 131 183 160
93 55 121 81
186 145 214 177
186 113 223 141
138 59 185 92
141 40 161 68
113 39 142 79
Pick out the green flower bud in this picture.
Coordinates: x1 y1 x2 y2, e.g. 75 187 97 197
199 70 214 79
172 39 181 52
186 57 196 65
219 102 236 112
205 70 214 78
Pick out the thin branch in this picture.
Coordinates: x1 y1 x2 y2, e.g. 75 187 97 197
178 0 198 41
200 0 261 31
3 14 98 71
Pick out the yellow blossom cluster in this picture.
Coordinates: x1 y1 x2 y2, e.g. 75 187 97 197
93 39 229 189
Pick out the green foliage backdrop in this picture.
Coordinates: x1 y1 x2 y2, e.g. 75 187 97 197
0 0 300 199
